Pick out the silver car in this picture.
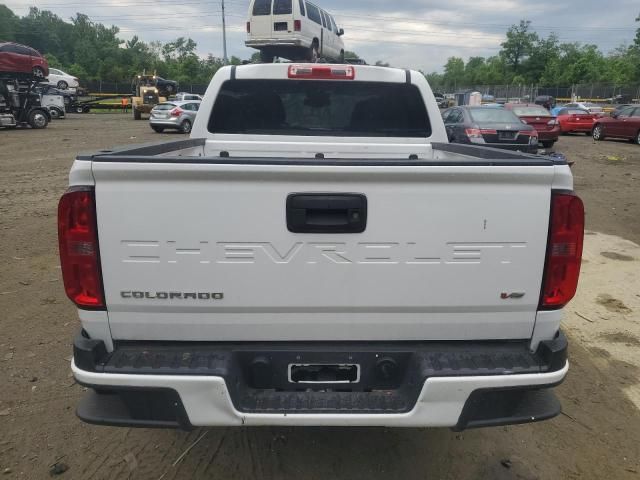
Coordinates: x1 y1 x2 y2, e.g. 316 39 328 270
174 92 203 102
149 100 201 134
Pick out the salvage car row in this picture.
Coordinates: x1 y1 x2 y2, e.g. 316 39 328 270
442 102 640 151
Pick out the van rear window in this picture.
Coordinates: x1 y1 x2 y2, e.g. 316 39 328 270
252 0 271 15
273 0 292 14
208 80 431 138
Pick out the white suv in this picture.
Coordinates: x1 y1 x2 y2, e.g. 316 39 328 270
246 0 345 63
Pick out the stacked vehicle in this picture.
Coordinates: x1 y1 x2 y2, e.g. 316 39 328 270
246 0 345 62
0 42 53 129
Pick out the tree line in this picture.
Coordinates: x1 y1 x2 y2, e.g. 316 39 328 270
1 5 639 88
425 18 640 90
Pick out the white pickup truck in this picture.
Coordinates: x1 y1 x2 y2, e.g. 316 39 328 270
61 63 583 430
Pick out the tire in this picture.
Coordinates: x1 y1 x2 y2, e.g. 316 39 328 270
592 124 605 141
260 51 274 63
133 109 142 120
75 105 84 114
151 125 164 133
308 42 319 62
57 81 68 90
541 141 554 149
635 130 640 145
165 84 174 94
180 119 192 134
32 66 45 79
49 107 64 119
27 109 48 129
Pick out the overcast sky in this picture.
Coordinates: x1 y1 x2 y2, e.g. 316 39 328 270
4 0 640 71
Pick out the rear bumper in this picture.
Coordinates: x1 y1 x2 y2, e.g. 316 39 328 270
537 128 560 142
245 38 305 48
149 117 181 128
72 332 568 429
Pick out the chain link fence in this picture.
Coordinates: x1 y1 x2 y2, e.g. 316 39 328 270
438 84 640 103
83 80 209 95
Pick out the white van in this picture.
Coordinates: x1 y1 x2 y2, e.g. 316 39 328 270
246 0 345 63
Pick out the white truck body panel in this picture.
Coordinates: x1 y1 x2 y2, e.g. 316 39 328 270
94 161 554 342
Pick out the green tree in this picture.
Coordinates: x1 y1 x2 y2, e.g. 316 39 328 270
0 5 19 40
443 57 464 87
500 20 538 75
525 33 560 83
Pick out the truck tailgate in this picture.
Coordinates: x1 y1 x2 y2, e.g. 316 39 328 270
93 161 553 341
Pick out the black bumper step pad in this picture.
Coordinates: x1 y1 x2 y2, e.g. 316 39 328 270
75 331 567 415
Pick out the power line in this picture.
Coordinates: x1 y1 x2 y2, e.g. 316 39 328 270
10 0 635 33
332 11 637 32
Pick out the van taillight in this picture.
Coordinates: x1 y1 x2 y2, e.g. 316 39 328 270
540 192 584 310
294 20 301 31
58 186 105 309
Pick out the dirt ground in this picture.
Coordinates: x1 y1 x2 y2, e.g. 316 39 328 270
1 114 639 480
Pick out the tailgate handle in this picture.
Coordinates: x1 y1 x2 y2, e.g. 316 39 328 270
286 193 367 233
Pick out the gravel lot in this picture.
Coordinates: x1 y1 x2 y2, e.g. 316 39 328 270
1 114 639 479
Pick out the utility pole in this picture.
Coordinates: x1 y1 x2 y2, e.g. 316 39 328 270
222 0 228 65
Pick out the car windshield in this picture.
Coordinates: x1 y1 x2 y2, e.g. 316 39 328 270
209 79 431 137
469 108 519 123
154 103 176 110
511 106 550 117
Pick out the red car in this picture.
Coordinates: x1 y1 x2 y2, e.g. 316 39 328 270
505 103 560 148
0 42 49 79
555 107 595 135
592 105 640 145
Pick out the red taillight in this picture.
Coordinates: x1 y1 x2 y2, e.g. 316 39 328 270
465 128 482 138
288 64 355 79
294 20 301 31
58 187 104 309
540 192 584 310
246 21 250 33
170 107 183 117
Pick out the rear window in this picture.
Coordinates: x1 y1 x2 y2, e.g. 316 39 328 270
273 0 292 14
511 106 550 117
252 0 271 15
565 109 590 115
154 103 176 110
469 108 520 123
209 80 431 137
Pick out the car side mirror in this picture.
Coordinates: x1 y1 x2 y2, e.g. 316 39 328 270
338 28 344 36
